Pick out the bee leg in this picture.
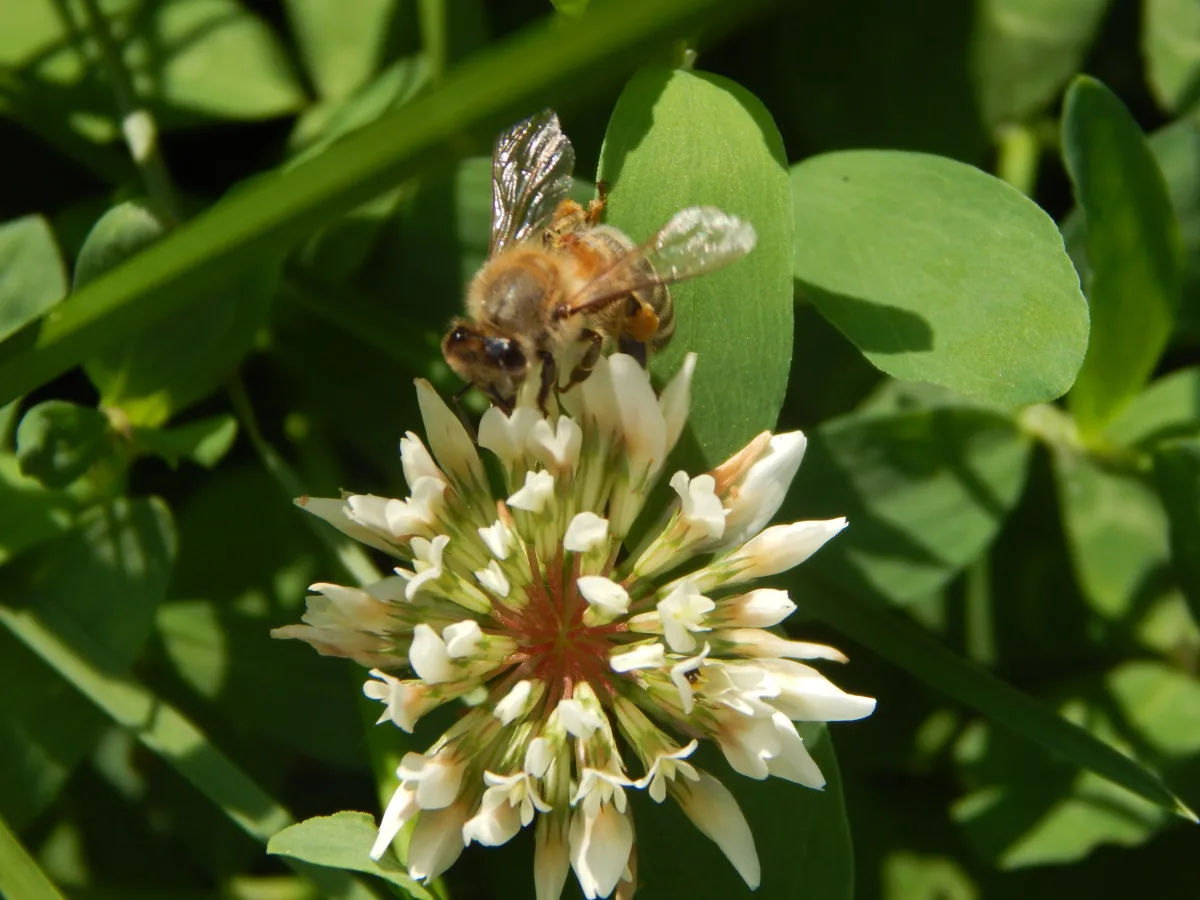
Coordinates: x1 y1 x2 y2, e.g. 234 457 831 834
617 336 648 367
537 350 558 414
560 329 604 392
451 384 480 441
586 181 609 224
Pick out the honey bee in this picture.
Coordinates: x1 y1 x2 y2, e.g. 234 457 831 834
442 109 757 412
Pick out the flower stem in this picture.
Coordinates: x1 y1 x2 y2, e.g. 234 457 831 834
227 377 382 587
78 0 181 223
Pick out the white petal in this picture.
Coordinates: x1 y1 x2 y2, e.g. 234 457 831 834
508 469 556 513
400 431 445 489
495 680 534 724
370 783 419 859
297 496 399 555
674 771 760 889
563 512 609 553
525 736 554 778
407 803 469 882
478 518 514 560
727 518 848 580
415 379 484 486
721 431 808 548
657 581 715 653
576 575 630 615
443 620 484 658
532 415 583 470
569 803 633 900
609 642 666 673
718 628 848 662
475 560 511 598
719 588 796 627
555 698 603 737
671 471 726 540
765 714 826 788
479 405 542 466
409 624 455 684
759 660 877 722
609 354 666 477
346 494 392 535
669 643 710 715
659 352 696 455
534 818 571 900
463 798 522 847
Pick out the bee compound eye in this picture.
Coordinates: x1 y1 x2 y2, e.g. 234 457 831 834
448 326 470 344
485 338 525 372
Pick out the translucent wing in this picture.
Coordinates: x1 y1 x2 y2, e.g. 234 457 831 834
489 109 576 256
562 206 757 317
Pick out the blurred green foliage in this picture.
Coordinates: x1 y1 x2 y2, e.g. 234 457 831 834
0 0 1198 899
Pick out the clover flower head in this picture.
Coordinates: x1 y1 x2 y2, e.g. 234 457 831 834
274 353 875 898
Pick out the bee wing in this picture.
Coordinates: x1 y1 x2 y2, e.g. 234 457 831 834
561 206 757 317
489 109 576 256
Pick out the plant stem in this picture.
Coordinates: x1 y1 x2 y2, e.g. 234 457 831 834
227 378 381 587
78 0 181 223
996 123 1040 197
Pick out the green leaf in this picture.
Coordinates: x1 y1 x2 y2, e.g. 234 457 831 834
268 811 434 899
0 606 377 900
0 215 67 343
0 813 68 900
551 0 593 16
0 0 757 410
599 67 793 464
1062 76 1183 434
76 200 278 427
792 576 1195 820
786 403 1031 605
15 400 112 489
634 729 851 898
124 0 307 124
953 661 1199 867
1153 439 1200 624
972 0 1110 129
1149 122 1200 340
1105 366 1200 448
1144 0 1200 115
23 498 176 668
791 150 1088 407
0 456 76 565
1054 448 1170 620
130 414 238 469
284 0 398 101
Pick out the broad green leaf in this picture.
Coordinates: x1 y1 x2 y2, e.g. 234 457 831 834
0 606 377 900
268 811 434 899
123 0 306 124
786 403 1031 606
0 0 758 409
599 67 793 463
1054 448 1170 620
552 0 593 16
130 414 238 469
1064 121 1200 343
1062 76 1183 434
0 456 76 565
1105 366 1200 448
972 0 1110 129
0 813 68 900
0 497 173 828
790 575 1194 820
1144 0 1200 115
953 661 1199 867
284 0 397 101
633 729 851 899
0 215 67 343
792 151 1088 407
1153 439 1200 623
15 400 111 489
23 498 176 668
163 467 364 767
0 0 304 141
76 200 278 427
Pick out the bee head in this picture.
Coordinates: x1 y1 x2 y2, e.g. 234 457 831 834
441 321 528 408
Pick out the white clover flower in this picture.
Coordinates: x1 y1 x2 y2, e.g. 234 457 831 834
276 355 874 898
